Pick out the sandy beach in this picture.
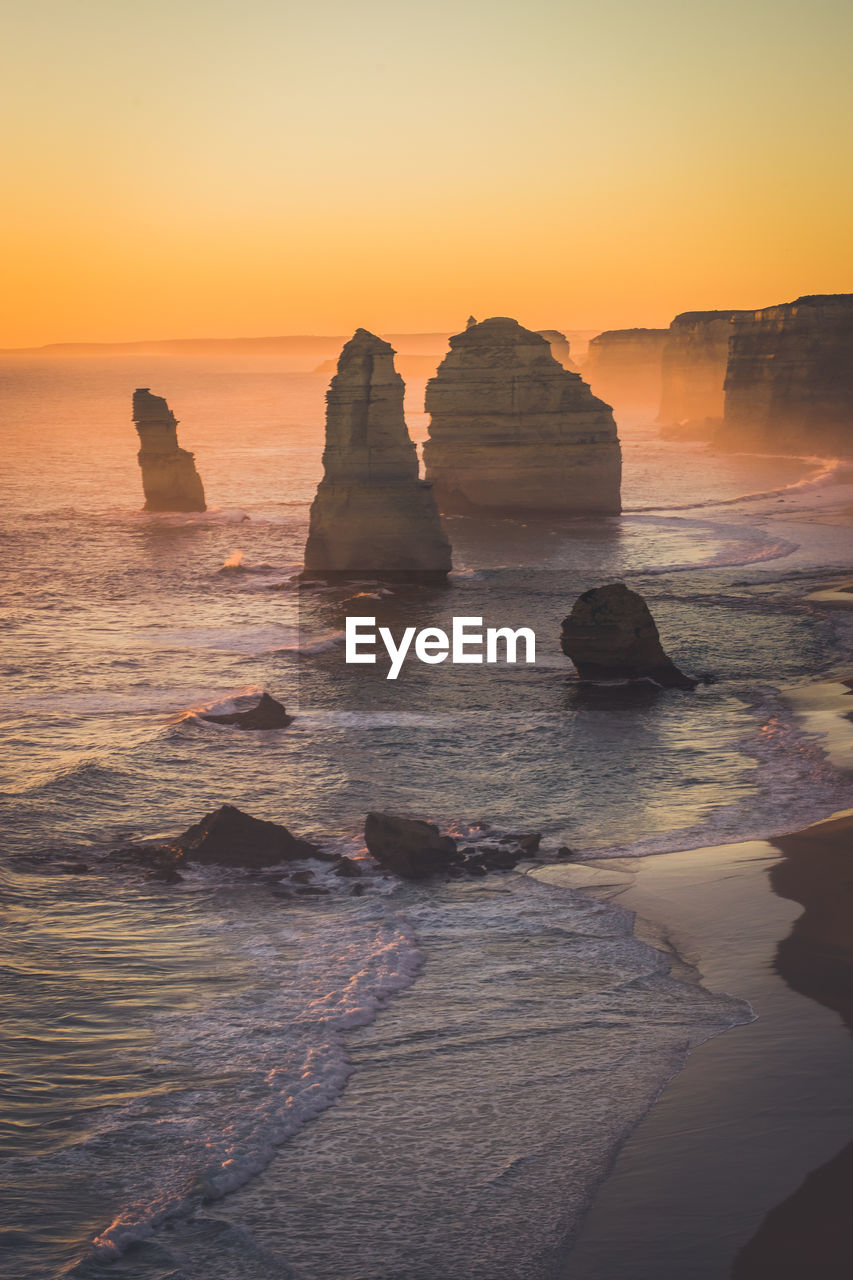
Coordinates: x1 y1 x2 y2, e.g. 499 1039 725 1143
546 810 853 1279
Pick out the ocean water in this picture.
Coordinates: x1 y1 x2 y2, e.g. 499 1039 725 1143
2 354 852 1279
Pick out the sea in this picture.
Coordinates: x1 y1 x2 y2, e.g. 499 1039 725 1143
2 353 852 1280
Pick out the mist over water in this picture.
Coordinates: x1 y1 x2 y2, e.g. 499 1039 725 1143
2 355 852 1279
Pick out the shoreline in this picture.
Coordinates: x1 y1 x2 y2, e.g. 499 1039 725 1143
548 810 853 1279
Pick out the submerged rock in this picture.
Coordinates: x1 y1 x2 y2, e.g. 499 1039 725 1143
423 317 621 516
133 388 206 512
719 294 853 454
560 583 697 689
200 692 293 730
364 812 460 879
303 329 451 583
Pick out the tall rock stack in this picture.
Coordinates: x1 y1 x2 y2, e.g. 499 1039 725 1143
584 329 668 421
536 329 579 372
657 311 751 433
303 329 451 582
133 389 206 512
423 317 621 516
719 295 853 454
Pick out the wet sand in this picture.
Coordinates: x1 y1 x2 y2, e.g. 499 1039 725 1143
547 811 853 1280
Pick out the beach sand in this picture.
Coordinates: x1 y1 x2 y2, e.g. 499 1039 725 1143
545 811 853 1279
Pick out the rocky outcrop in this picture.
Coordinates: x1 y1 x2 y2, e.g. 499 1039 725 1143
584 329 667 421
719 295 853 454
657 311 752 433
536 329 578 372
363 812 535 879
106 804 320 878
560 583 697 688
364 812 459 879
133 388 206 512
303 330 451 582
423 317 621 515
200 692 293 730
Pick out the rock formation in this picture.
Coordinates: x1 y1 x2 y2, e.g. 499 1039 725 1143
200 692 293 730
363 812 536 880
560 583 697 688
657 311 752 435
303 330 451 582
584 329 668 421
106 804 320 878
133 388 206 512
536 329 579 372
719 295 853 454
423 317 621 515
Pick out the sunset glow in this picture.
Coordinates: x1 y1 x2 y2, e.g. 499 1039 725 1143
3 0 852 346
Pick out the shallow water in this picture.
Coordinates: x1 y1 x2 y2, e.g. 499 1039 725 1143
1 354 852 1278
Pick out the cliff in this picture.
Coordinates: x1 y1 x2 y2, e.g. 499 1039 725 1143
719 295 853 455
303 329 451 582
133 389 206 512
657 310 752 433
584 328 668 422
423 317 621 516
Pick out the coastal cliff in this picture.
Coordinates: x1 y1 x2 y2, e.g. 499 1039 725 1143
719 294 853 455
303 329 451 582
133 388 206 512
658 311 751 434
423 317 621 516
584 328 667 422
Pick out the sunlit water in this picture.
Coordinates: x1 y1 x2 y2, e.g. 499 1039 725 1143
1 355 852 1279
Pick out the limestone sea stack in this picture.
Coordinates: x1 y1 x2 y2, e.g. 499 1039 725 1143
657 311 752 436
719 295 853 455
303 330 451 582
133 388 206 512
536 329 579 372
560 583 697 689
584 329 668 421
423 317 621 516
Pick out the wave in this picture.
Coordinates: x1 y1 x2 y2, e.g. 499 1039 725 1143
50 904 423 1271
624 454 847 516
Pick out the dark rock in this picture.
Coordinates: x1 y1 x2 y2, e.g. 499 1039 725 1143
201 692 293 730
514 833 541 854
160 805 319 869
333 856 363 878
350 882 366 896
557 846 576 860
290 869 315 884
560 583 697 689
364 812 460 880
464 857 489 876
133 388 206 512
144 866 184 884
56 861 90 875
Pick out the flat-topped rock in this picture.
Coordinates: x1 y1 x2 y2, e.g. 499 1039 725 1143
719 295 853 454
536 329 578 371
560 583 697 689
657 311 753 433
133 388 206 512
303 330 451 582
584 328 668 421
423 317 621 516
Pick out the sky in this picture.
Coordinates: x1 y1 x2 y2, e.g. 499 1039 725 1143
2 0 852 345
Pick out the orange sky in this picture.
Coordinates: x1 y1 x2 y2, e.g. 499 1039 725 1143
3 0 852 346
